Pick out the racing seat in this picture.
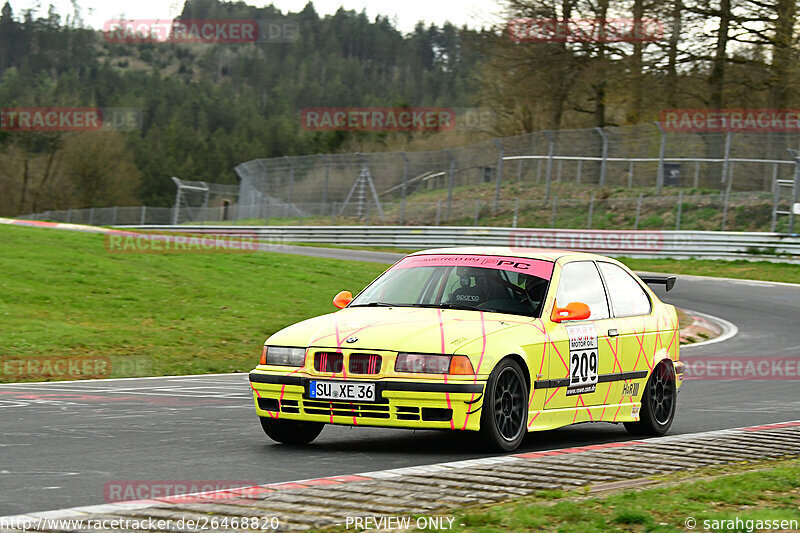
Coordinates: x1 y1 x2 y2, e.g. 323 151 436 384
448 267 506 308
449 269 488 307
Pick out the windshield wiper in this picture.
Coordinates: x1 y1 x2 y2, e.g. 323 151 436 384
349 302 395 307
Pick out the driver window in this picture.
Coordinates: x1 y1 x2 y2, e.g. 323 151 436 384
555 261 610 320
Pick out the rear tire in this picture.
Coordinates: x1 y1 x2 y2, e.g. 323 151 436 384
479 358 528 452
259 417 324 444
624 361 676 436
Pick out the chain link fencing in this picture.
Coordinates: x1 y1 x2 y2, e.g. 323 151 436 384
18 123 800 233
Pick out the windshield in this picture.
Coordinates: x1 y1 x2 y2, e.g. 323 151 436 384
350 254 554 317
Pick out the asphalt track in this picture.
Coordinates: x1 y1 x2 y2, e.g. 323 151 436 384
2 246 799 517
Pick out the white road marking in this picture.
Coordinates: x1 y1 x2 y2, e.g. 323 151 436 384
680 309 739 349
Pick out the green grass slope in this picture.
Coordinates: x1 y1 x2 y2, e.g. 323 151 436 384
0 225 388 380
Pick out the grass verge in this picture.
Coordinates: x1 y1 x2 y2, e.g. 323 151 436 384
0 225 388 379
316 458 800 532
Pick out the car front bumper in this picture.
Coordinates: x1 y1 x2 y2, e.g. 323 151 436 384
249 371 487 431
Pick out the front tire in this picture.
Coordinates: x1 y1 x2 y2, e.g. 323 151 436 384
480 358 529 452
624 361 676 436
259 417 324 444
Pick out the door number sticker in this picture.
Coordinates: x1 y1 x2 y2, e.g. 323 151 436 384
566 325 599 396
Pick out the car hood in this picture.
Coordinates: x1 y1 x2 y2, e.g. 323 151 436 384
265 306 530 354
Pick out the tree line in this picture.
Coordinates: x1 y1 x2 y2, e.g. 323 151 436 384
0 0 478 215
477 0 798 132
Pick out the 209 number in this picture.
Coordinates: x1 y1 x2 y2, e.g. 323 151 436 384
570 351 598 386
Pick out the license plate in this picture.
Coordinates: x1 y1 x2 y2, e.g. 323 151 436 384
309 380 376 402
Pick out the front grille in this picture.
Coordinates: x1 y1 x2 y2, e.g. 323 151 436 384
314 351 343 373
349 353 382 375
301 400 390 419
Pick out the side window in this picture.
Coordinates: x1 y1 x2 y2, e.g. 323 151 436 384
555 261 610 320
598 262 652 317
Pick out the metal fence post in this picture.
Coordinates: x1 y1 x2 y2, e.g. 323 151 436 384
513 198 519 228
551 195 558 227
112 206 118 226
676 190 683 230
66 208 72 223
790 151 799 234
556 159 563 183
544 131 555 200
446 150 456 221
771 171 779 232
89 207 95 226
171 176 182 225
140 206 146 225
721 190 731 230
596 127 608 186
400 152 409 225
587 193 595 229
693 162 700 188
655 122 666 194
576 160 582 184
474 200 481 226
721 132 734 230
493 140 504 213
536 159 542 185
634 193 643 230
322 155 330 215
516 159 523 182
628 161 634 188
435 200 442 226
720 131 732 191
331 202 336 225
285 156 295 207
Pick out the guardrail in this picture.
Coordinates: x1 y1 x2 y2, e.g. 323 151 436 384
117 225 800 263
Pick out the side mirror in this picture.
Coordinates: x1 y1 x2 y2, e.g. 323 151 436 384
551 301 591 323
333 290 353 309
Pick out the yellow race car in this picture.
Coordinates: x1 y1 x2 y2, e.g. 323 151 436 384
250 247 684 451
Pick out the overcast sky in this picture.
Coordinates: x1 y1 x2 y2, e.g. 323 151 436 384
6 0 506 33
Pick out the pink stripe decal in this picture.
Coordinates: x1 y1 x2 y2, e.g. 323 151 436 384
391 254 554 279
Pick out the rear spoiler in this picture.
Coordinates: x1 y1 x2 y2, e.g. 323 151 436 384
636 274 676 292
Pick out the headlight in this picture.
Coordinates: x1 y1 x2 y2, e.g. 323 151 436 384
395 353 474 375
261 346 306 367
